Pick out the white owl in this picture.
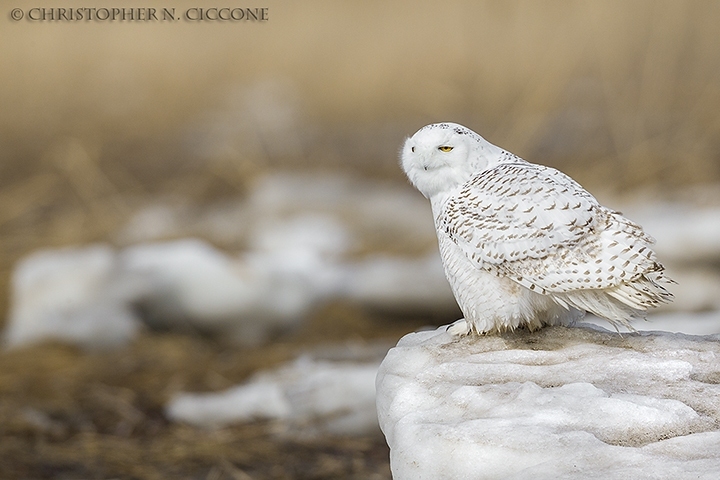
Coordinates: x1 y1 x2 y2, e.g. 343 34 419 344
401 122 673 334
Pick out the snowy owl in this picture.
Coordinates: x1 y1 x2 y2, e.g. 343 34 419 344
401 122 673 334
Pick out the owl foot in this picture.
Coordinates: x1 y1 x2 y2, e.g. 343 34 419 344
446 318 471 337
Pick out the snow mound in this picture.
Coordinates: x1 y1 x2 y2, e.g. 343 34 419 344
4 245 141 349
121 239 271 336
4 230 347 349
4 237 455 349
121 233 344 345
377 323 720 479
167 355 380 436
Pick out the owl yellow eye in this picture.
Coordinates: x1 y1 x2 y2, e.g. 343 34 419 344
438 146 454 152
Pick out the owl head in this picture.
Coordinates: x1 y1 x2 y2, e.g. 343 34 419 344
400 123 503 199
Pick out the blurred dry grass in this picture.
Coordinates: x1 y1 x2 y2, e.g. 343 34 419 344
1 0 720 477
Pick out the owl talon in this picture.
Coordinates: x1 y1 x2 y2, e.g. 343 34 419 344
447 319 471 336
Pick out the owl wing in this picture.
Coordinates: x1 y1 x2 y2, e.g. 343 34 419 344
439 162 660 296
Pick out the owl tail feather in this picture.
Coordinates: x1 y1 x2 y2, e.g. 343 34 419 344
552 273 673 332
553 290 640 331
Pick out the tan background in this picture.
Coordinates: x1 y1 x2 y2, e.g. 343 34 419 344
3 0 719 264
1 1 719 478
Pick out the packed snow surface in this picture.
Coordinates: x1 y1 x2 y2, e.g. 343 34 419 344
376 323 720 479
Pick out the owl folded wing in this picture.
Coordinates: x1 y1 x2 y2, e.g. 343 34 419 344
439 162 666 299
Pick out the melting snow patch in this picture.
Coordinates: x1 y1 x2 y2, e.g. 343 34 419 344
376 323 720 479
167 356 381 436
121 236 343 345
4 245 141 349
